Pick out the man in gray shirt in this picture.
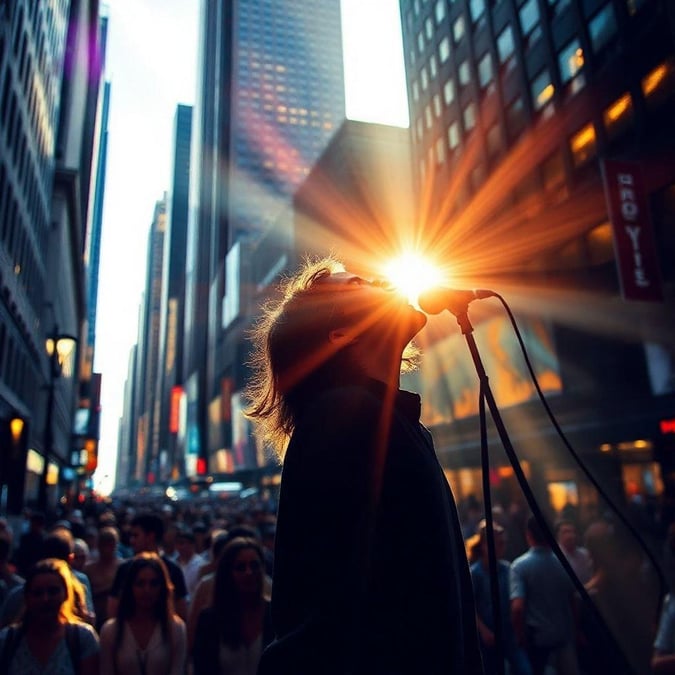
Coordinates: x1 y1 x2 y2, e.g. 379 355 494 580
510 515 579 675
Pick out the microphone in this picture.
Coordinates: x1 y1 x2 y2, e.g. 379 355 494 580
418 287 495 315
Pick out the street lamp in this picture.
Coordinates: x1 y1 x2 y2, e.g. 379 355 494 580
37 327 77 512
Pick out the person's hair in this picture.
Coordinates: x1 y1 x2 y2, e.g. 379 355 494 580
213 537 265 647
115 553 174 652
246 257 419 457
131 513 164 543
42 529 74 560
22 558 83 625
526 515 547 545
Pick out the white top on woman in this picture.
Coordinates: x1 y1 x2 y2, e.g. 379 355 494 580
99 617 186 675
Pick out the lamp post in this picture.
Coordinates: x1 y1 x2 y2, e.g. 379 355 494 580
37 327 77 513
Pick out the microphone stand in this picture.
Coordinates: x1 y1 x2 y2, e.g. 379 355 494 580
449 302 634 675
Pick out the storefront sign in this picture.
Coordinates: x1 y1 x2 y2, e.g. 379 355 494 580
601 159 663 301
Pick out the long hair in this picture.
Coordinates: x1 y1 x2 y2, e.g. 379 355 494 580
114 553 174 652
21 558 83 626
245 257 419 457
212 537 265 648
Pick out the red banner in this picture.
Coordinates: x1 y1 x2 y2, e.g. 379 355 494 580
169 386 183 434
601 159 663 302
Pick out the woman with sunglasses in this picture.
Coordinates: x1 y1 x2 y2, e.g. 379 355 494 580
100 552 186 675
192 537 273 675
0 558 99 674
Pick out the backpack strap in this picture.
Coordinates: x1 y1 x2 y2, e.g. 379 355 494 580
64 623 82 675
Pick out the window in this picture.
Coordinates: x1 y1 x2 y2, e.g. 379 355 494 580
478 53 493 89
470 0 486 24
435 0 446 24
448 121 460 149
421 66 428 90
569 123 596 167
548 0 572 16
430 55 438 79
453 16 466 43
603 93 634 140
413 80 419 101
463 102 477 131
436 137 445 163
433 94 442 117
458 60 471 87
497 26 515 65
417 31 425 54
519 0 540 37
641 60 675 107
486 123 502 157
443 77 456 105
506 97 526 137
531 69 554 110
416 117 424 140
589 5 618 52
558 39 584 84
439 36 450 63
425 17 434 40
425 105 433 128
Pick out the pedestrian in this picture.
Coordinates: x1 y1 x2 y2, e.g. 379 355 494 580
99 552 186 675
470 521 531 675
192 537 273 674
555 519 592 584
84 526 122 631
0 558 99 674
510 516 579 675
107 512 188 620
246 258 483 674
176 526 202 601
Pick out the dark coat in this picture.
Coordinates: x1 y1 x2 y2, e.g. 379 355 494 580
258 379 483 675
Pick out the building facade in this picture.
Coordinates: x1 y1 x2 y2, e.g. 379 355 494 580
0 0 105 512
398 0 675 518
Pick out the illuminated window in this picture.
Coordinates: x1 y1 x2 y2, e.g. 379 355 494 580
425 105 432 129
642 60 675 108
470 0 486 23
421 66 428 90
478 53 493 89
443 77 455 105
448 121 460 149
439 37 450 63
531 69 554 110
430 55 438 79
458 60 471 87
589 5 618 52
453 16 465 43
417 31 424 54
569 123 596 167
519 0 540 36
425 17 433 40
497 25 514 65
436 137 445 163
435 0 446 23
413 80 419 101
559 39 584 84
433 94 442 117
463 102 477 131
603 93 634 140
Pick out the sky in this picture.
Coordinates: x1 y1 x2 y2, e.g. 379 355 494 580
93 0 409 494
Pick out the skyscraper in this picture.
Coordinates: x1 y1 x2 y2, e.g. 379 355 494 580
183 0 345 477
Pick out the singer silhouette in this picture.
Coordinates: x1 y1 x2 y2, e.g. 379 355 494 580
246 257 484 675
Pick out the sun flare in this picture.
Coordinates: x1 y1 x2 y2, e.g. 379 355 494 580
383 252 444 307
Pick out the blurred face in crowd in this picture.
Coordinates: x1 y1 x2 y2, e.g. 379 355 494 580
25 571 66 622
557 523 578 553
132 566 162 612
176 535 195 561
232 548 264 597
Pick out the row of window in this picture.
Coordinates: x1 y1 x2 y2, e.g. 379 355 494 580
0 318 39 412
412 1 625 148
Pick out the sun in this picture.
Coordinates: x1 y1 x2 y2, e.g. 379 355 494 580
382 252 444 307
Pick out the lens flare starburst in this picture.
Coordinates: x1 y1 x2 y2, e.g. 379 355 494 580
383 252 443 307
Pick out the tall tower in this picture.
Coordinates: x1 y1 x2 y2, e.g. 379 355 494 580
184 0 346 478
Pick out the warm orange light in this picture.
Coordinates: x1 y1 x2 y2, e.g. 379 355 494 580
9 417 24 444
383 252 443 306
570 123 596 153
642 64 668 96
604 93 631 123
